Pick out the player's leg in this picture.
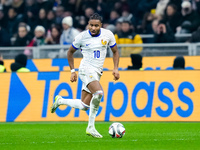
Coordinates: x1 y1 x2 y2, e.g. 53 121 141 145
86 80 103 138
51 68 94 113
87 80 103 127
50 91 91 113
81 90 93 106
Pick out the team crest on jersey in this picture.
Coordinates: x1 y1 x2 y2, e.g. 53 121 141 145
101 39 107 45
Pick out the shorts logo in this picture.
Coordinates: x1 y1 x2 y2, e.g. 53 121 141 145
101 39 107 45
89 75 93 78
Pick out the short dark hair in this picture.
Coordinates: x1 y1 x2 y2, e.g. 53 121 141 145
18 23 28 31
89 13 102 22
173 56 185 69
122 20 131 25
0 60 4 65
15 54 27 67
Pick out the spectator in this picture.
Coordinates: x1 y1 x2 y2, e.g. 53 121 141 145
188 26 200 42
35 0 53 12
80 0 97 13
106 24 116 34
0 0 12 15
152 19 159 31
37 8 48 31
45 25 61 44
61 0 77 15
25 0 37 12
195 0 200 15
24 0 38 33
62 10 73 18
24 25 45 57
115 20 143 56
120 0 130 12
112 1 123 15
0 25 11 46
46 10 56 30
153 20 175 43
6 7 22 37
28 25 46 46
161 3 182 33
138 12 155 34
135 0 159 26
75 15 87 31
55 5 64 25
53 0 62 11
168 0 182 12
155 0 170 19
0 9 7 29
11 0 26 15
176 1 200 34
109 10 120 25
84 7 95 23
10 53 30 72
173 56 185 70
115 20 122 35
96 0 109 21
0 54 6 72
2 0 200 49
117 9 134 25
129 0 141 17
14 23 32 46
138 12 156 43
127 54 143 70
60 16 80 45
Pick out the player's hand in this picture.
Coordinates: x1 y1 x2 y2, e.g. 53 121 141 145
112 69 120 81
70 72 77 82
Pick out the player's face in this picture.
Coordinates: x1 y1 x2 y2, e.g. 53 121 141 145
18 27 27 38
88 19 102 36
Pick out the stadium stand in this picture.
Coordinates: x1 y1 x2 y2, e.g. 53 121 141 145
0 0 200 58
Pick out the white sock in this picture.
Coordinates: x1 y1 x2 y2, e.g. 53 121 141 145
88 91 103 128
58 98 89 110
88 102 99 127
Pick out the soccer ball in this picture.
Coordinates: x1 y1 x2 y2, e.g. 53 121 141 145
108 122 125 138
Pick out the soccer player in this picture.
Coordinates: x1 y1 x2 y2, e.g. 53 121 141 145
51 13 120 138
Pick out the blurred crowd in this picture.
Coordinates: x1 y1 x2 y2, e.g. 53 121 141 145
1 0 200 48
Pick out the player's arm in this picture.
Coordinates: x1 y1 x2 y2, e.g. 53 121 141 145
67 45 77 82
111 45 120 81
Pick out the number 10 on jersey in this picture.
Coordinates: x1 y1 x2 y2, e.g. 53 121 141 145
94 50 100 58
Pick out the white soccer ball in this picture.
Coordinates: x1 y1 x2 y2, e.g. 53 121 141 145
108 122 125 138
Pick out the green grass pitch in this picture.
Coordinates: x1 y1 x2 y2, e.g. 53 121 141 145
0 122 200 150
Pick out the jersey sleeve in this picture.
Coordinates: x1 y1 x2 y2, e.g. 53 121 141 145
108 30 116 48
72 33 82 50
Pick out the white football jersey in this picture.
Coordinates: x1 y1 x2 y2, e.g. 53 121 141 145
72 28 116 74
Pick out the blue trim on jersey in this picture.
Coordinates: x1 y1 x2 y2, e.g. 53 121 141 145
72 44 79 50
88 29 101 37
110 43 116 48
